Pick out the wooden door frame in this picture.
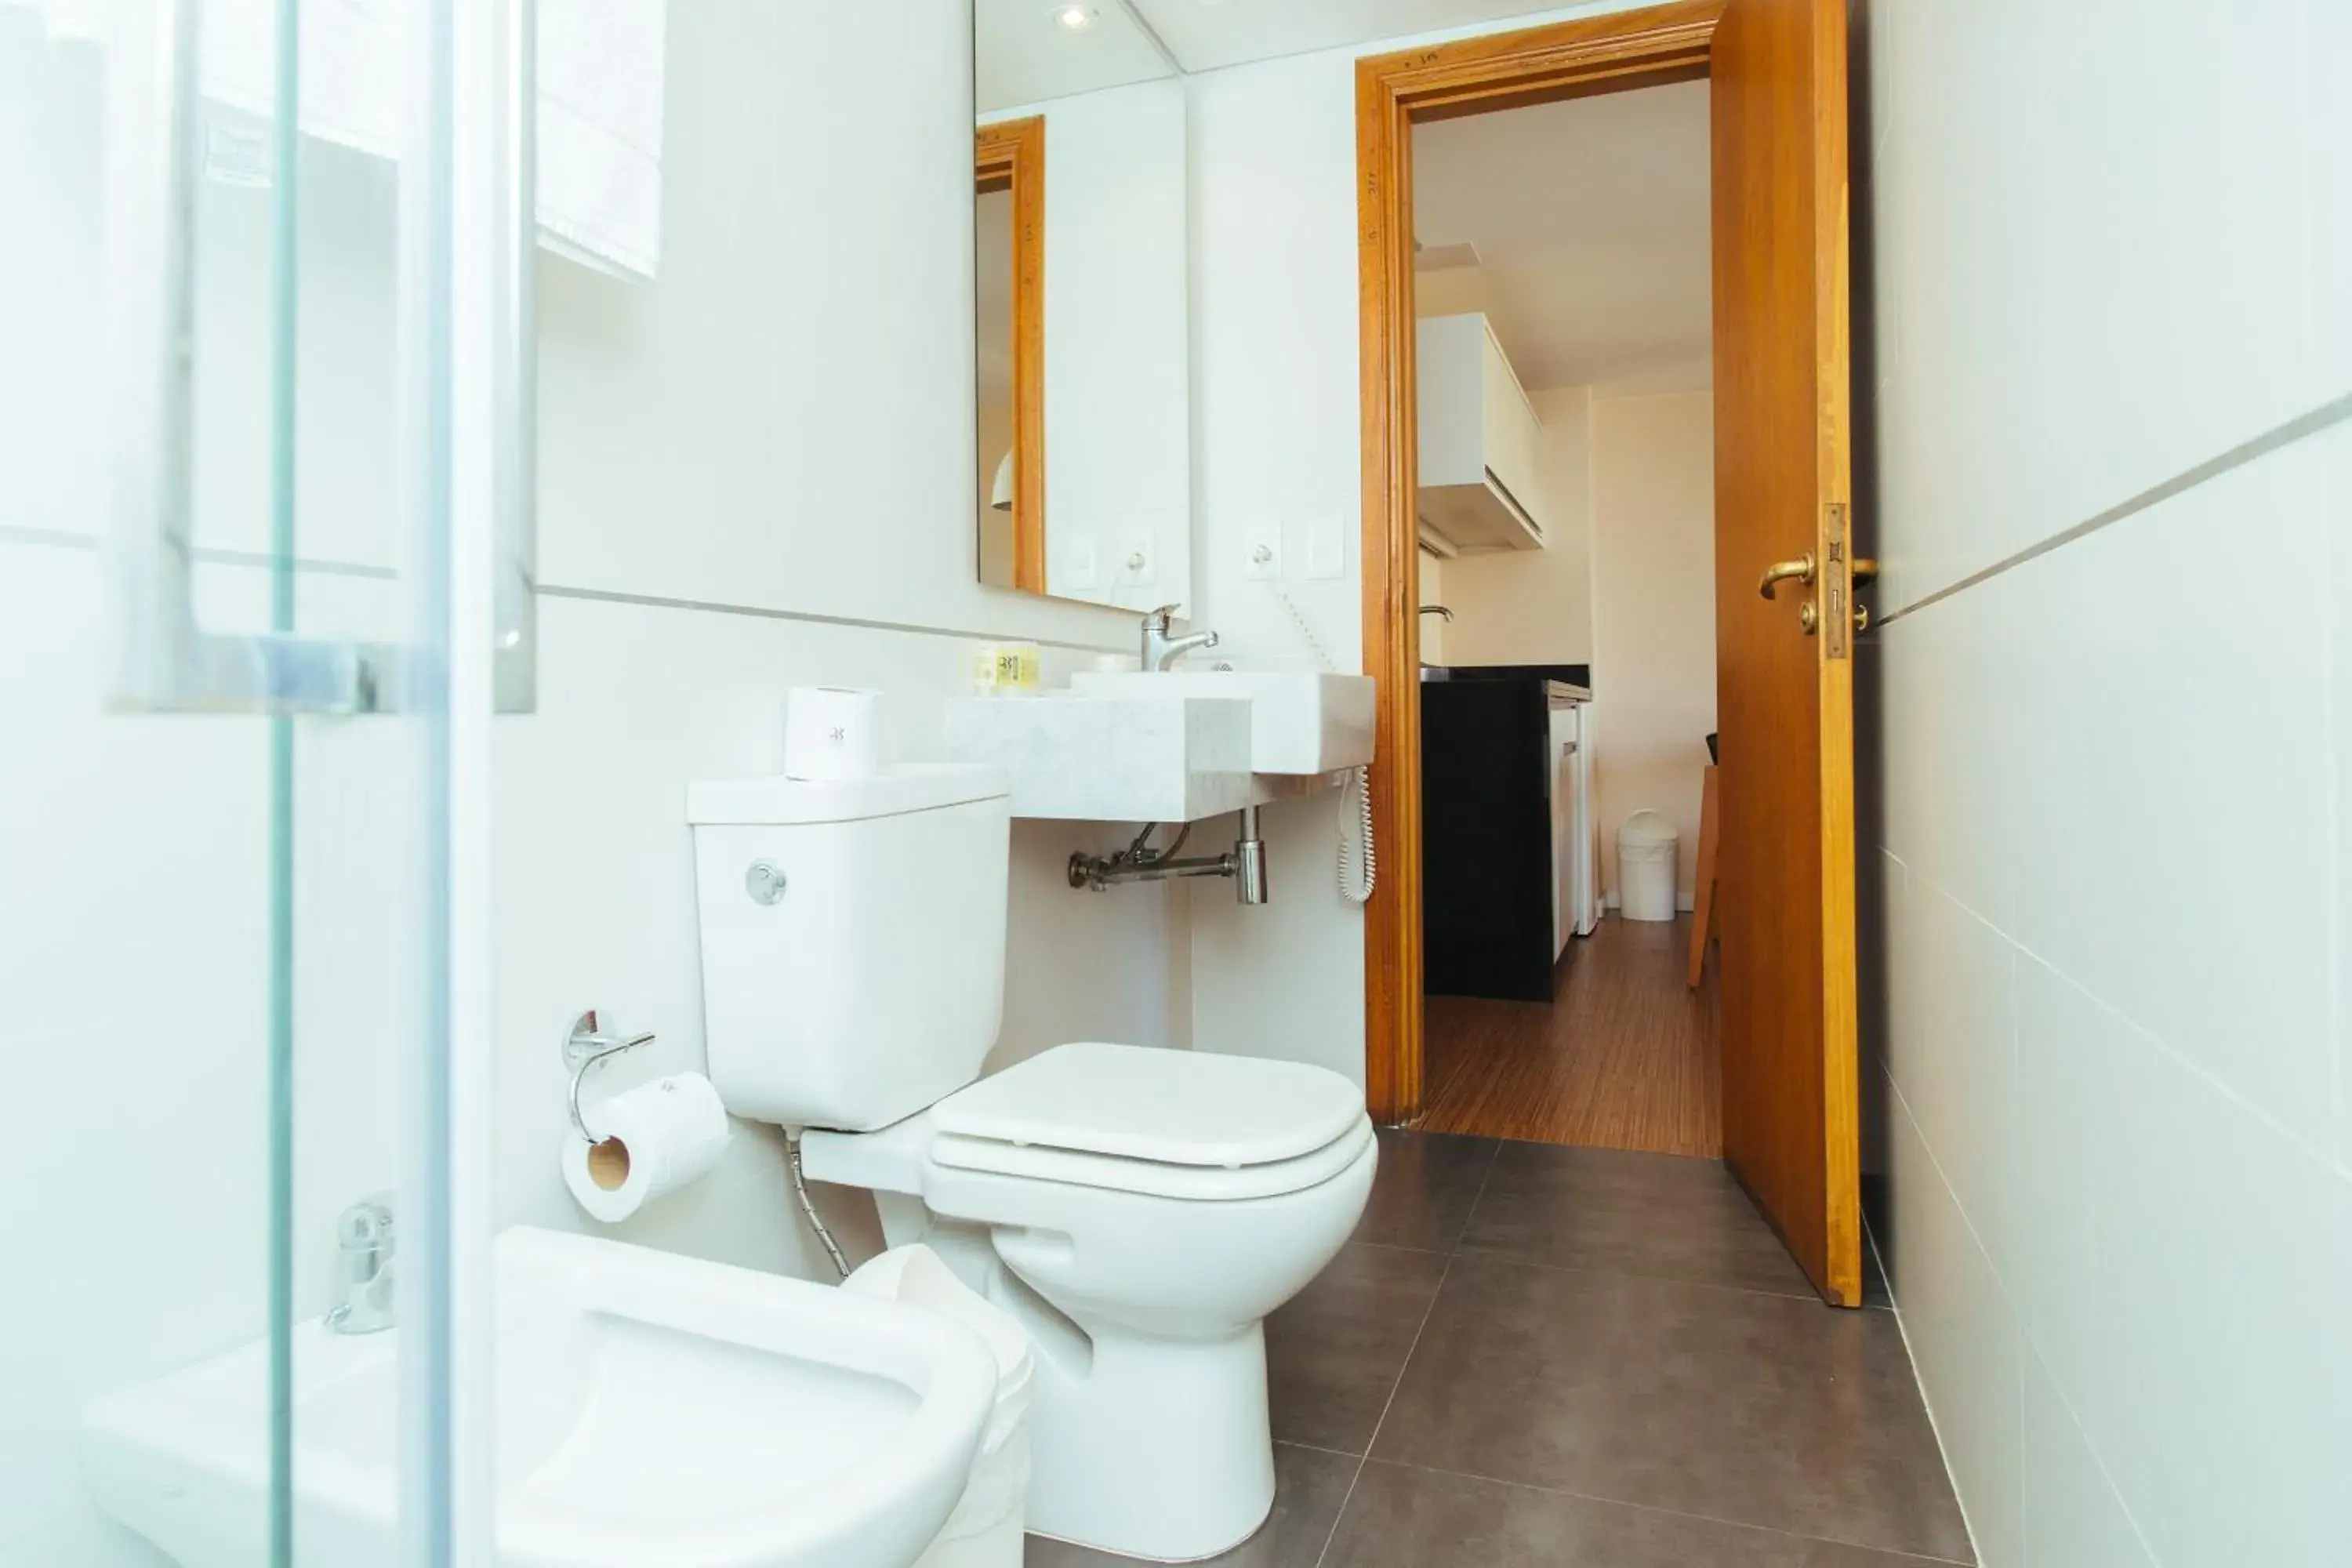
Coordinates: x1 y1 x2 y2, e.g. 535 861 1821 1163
1356 1 1723 1124
977 115 1047 593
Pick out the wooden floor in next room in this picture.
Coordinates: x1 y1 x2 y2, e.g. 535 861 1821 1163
1420 913 1721 1155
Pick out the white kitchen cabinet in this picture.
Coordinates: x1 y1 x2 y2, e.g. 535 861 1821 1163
1417 312 1547 554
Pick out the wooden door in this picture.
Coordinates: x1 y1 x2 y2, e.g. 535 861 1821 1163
1708 0 1861 1305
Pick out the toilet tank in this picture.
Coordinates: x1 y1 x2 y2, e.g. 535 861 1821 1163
687 764 1011 1131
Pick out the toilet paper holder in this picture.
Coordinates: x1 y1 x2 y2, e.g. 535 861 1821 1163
564 1009 656 1144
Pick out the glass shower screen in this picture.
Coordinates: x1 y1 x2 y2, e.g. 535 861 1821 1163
0 0 530 1562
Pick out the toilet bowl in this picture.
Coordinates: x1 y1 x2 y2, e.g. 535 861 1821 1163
804 1042 1377 1563
687 768 1375 1561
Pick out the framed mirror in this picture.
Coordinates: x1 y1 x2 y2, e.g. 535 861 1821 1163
975 1 1191 612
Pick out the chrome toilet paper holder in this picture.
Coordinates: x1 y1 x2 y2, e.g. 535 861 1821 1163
564 1009 655 1143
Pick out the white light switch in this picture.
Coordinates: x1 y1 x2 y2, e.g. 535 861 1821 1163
1065 534 1098 590
1302 517 1346 581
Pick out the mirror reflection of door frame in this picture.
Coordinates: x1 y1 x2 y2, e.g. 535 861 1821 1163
976 115 1047 593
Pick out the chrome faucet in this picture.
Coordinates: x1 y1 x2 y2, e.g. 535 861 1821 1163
326 1194 395 1335
1140 604 1218 672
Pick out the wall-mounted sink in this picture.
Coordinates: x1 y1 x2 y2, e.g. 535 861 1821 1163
82 1229 997 1568
943 693 1258 822
1068 670 1375 775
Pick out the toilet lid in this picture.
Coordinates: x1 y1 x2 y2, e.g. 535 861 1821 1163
928 1116 1374 1202
931 1042 1367 1169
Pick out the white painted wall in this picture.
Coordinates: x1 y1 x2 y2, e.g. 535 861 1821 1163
1438 385 1596 665
1588 391 1714 904
982 80 1192 612
1855 1 2352 1565
0 4 1180 1562
1180 1 1650 1081
1184 42 1369 1080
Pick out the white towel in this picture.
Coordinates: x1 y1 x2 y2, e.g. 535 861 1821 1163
534 0 664 280
4 0 666 281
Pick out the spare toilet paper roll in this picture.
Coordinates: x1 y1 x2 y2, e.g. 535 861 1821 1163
561 1072 732 1224
782 686 882 781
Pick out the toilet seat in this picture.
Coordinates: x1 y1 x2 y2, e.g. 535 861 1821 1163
930 1041 1367 1168
928 1117 1374 1202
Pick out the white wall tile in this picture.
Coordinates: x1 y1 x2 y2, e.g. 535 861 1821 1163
1886 1076 2023 1568
2303 0 2350 397
2089 1026 2352 1566
2020 1348 2155 1568
2009 956 2121 1445
1888 875 2018 1278
1873 586 2020 934
2328 425 2350 1164
1994 440 2336 1150
1864 0 2352 1555
1871 0 2328 610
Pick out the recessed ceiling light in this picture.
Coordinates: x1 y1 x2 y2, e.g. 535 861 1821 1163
1051 4 1098 30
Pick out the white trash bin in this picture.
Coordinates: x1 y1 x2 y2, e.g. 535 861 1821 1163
844 1243 1033 1568
1617 810 1680 923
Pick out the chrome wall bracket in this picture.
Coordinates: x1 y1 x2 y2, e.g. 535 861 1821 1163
563 1010 655 1143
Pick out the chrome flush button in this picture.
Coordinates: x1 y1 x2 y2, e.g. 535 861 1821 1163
745 861 788 905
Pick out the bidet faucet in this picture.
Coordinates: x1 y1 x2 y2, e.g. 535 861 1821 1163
1140 604 1218 672
326 1194 395 1335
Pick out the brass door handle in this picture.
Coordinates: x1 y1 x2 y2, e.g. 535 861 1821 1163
1758 554 1816 600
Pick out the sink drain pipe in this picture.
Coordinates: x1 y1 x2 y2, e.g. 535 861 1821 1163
1068 808 1268 905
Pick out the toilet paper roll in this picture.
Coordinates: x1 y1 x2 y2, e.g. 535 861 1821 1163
561 1073 732 1224
783 686 882 781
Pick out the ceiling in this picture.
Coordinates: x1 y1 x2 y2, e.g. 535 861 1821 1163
978 0 1592 111
1411 79 1712 394
977 0 1173 113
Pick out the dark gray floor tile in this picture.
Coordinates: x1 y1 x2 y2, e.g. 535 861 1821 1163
1266 1242 1450 1454
1323 1461 1962 1566
1460 1141 1818 1299
1353 1127 1499 1251
1370 1254 1973 1563
1025 1443 1359 1566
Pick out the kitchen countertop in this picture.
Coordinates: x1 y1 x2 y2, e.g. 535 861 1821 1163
1419 662 1592 689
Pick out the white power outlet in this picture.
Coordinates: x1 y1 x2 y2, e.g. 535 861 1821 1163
1244 530 1283 580
1122 532 1156 584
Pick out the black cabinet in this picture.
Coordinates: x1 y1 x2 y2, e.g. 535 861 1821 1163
1421 674 1574 1001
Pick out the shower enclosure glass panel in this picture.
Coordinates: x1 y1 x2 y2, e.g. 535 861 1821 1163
0 0 524 1561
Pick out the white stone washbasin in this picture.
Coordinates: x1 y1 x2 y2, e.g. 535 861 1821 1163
1068 670 1376 775
81 1227 998 1568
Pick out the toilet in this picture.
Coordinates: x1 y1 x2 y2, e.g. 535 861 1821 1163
688 764 1376 1563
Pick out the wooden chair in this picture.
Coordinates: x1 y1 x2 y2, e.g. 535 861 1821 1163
1687 762 1720 988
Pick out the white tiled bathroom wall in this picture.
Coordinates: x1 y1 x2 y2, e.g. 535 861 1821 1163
1856 0 2352 1563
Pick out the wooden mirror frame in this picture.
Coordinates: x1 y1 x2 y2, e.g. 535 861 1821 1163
976 115 1047 594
